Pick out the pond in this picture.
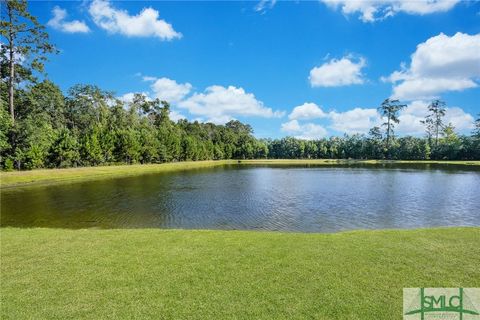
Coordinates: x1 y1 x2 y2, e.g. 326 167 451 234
1 164 479 232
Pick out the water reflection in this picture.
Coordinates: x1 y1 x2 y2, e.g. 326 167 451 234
1 164 479 232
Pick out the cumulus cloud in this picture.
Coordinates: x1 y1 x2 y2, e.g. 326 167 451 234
283 100 474 137
88 0 181 40
328 102 474 136
281 120 328 140
321 0 460 22
281 119 302 132
286 102 380 135
150 77 192 103
444 108 476 131
169 110 187 122
329 107 380 134
117 92 149 104
127 74 285 124
309 56 366 87
286 103 380 135
179 85 284 124
289 103 328 120
396 100 475 135
390 78 477 101
48 6 90 33
385 32 480 100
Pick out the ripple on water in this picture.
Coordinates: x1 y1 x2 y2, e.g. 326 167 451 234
1 165 479 232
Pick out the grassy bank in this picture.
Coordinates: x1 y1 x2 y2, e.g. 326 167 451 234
0 160 236 189
1 227 479 319
1 159 479 189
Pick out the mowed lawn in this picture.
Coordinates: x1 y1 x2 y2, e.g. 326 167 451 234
1 227 479 319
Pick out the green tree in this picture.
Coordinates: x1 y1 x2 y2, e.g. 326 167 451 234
367 126 383 159
397 137 426 160
421 100 446 151
213 144 224 160
182 135 198 161
423 140 431 160
138 120 160 163
82 125 103 166
0 96 12 167
378 98 406 157
1 0 57 123
117 128 141 163
473 114 480 139
14 113 55 169
65 85 112 132
49 128 80 168
439 124 461 160
316 140 328 159
304 140 317 159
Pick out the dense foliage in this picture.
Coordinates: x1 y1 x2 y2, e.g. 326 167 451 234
1 1 479 170
0 81 268 170
0 79 478 171
264 130 479 161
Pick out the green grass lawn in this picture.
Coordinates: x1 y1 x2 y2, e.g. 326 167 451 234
1 159 479 189
1 227 479 319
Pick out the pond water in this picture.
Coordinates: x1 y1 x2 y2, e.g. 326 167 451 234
1 164 479 232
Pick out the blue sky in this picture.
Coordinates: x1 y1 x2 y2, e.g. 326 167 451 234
31 0 480 139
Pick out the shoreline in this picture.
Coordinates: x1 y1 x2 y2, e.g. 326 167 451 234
0 160 236 189
1 159 479 189
1 225 479 234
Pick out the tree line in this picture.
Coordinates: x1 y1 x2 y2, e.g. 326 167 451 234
1 0 479 171
0 81 268 169
265 99 480 161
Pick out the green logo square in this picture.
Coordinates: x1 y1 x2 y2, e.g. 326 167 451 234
404 288 480 320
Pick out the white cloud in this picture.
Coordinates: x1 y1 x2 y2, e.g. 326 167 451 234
169 110 186 122
48 6 90 33
397 100 475 135
395 100 431 134
179 85 284 124
150 77 192 103
88 0 181 40
281 120 328 140
309 56 366 87
329 107 380 134
286 103 381 135
321 0 460 22
328 101 474 136
142 76 157 82
284 99 475 137
391 78 477 101
117 92 153 104
386 32 480 100
445 107 476 131
289 102 328 120
282 101 474 137
255 0 277 12
281 119 302 132
129 74 285 124
118 92 138 104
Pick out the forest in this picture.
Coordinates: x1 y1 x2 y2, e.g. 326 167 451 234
1 0 479 171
